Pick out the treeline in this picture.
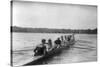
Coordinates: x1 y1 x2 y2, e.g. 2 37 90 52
11 26 97 34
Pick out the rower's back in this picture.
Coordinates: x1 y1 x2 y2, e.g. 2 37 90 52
54 38 61 48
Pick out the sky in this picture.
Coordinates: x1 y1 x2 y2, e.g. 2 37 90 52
12 1 97 29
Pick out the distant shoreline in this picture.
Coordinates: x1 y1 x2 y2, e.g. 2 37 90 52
12 32 97 35
11 26 97 34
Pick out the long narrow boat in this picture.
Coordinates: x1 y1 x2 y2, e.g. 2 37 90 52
13 34 75 66
23 39 76 66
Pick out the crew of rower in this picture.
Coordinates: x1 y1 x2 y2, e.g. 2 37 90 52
34 34 75 56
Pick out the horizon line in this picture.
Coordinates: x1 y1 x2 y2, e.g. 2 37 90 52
11 26 97 30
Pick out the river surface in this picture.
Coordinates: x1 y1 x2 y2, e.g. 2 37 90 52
12 33 97 66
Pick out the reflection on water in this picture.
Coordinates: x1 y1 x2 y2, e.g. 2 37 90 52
12 33 97 66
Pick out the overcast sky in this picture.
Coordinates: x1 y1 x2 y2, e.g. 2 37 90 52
12 1 97 29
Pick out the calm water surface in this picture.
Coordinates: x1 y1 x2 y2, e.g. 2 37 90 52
12 33 97 65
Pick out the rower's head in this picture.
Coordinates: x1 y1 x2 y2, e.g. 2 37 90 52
41 39 46 44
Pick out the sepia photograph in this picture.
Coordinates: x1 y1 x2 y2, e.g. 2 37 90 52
11 0 97 66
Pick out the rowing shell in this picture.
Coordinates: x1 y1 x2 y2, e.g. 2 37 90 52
23 40 76 66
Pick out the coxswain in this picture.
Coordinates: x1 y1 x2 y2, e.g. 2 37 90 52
34 39 47 56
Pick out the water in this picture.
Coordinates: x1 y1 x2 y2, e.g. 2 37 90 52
12 33 97 66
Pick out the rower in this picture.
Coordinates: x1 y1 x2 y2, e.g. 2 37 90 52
47 39 52 50
64 35 68 46
71 33 75 41
54 38 61 48
67 35 71 42
34 39 47 56
65 35 67 41
61 36 64 46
